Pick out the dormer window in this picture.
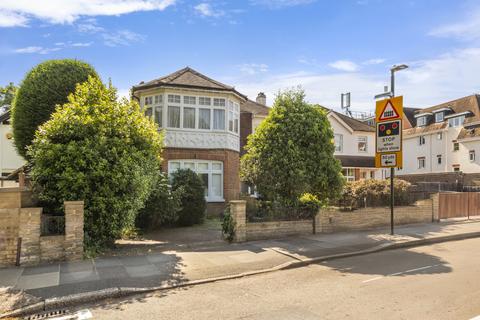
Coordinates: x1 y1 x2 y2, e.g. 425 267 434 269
448 115 465 127
435 112 444 122
417 116 426 127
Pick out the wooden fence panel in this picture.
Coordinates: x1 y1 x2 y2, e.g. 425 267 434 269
439 192 480 219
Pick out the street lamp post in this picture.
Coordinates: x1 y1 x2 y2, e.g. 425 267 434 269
388 64 408 235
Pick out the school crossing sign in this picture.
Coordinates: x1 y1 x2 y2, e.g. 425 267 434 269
375 96 403 168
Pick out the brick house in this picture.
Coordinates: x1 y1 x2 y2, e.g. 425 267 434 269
132 67 248 214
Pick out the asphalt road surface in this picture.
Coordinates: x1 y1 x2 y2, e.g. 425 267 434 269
87 238 480 320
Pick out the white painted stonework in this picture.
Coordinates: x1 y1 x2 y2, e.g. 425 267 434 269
164 130 240 151
0 124 24 174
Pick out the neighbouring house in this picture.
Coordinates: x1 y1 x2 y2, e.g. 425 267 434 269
397 94 480 177
328 110 385 181
131 67 248 214
0 109 25 176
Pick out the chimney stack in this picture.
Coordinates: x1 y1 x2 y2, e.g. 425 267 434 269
256 92 266 105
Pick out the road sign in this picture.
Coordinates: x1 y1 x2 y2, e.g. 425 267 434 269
375 96 403 168
380 153 397 167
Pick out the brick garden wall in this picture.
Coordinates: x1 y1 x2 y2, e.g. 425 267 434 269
0 188 84 266
230 198 438 242
316 199 435 233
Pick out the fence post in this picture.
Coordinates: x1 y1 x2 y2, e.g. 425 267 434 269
230 200 246 242
431 193 440 222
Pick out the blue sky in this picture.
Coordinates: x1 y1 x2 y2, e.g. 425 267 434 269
1 0 480 112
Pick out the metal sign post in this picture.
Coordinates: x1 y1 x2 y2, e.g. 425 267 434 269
375 96 403 235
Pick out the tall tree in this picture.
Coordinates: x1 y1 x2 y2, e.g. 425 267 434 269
241 88 344 206
12 59 98 159
29 76 164 248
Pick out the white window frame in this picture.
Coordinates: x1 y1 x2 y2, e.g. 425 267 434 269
437 154 442 165
342 168 355 182
448 115 465 128
358 136 367 153
417 157 426 169
156 93 234 134
417 116 426 127
419 135 425 145
453 142 459 151
168 160 224 202
469 150 475 162
334 134 343 152
435 112 444 123
437 132 443 140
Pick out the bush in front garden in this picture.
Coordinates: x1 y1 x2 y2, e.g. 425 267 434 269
136 172 181 229
171 169 206 226
339 178 413 209
28 76 163 249
12 59 98 159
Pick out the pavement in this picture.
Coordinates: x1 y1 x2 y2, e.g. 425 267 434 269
86 237 480 320
1 219 480 317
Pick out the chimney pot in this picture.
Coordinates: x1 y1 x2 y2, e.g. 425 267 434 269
256 92 266 105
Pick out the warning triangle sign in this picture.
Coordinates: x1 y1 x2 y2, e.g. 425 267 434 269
379 100 400 121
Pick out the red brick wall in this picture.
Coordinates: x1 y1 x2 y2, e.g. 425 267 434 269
162 148 240 215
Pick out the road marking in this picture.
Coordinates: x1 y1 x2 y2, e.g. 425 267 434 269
469 316 480 320
362 264 442 283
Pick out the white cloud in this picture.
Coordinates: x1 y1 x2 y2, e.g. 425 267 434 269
429 8 480 40
239 63 269 75
14 46 61 54
250 0 315 9
102 30 145 46
363 58 385 65
14 41 93 54
0 0 176 27
229 47 480 112
0 10 28 27
194 3 224 17
328 60 359 72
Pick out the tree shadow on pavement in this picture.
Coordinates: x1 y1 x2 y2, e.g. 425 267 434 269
318 247 452 277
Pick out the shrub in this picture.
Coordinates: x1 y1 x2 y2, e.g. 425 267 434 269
241 88 344 206
221 205 236 242
28 76 163 248
12 59 98 159
171 169 206 226
298 193 322 218
136 173 181 229
339 179 413 209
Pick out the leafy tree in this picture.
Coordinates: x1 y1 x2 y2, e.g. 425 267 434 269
171 169 207 226
12 59 98 159
0 82 18 109
28 76 163 248
241 88 344 206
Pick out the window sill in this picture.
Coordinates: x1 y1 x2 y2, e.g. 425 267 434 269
206 198 225 203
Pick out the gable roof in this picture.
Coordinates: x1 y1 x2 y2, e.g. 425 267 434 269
241 99 270 116
329 110 375 132
132 67 247 100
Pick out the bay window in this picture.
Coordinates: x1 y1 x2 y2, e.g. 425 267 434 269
199 97 211 106
168 106 181 128
168 160 224 201
214 109 225 130
228 101 239 133
183 107 196 129
199 108 211 129
154 106 162 126
168 94 181 103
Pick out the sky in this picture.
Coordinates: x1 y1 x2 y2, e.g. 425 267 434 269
1 0 480 113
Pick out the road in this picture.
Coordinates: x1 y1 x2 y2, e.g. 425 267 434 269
86 238 480 320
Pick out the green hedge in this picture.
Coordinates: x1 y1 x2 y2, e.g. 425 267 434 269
171 169 206 226
339 179 413 209
12 59 98 159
